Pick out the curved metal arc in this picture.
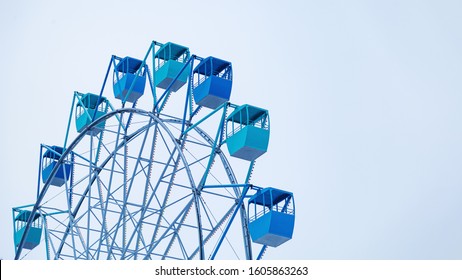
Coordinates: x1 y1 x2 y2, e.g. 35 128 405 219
19 107 250 260
52 108 199 259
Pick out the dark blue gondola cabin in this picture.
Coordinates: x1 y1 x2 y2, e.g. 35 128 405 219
248 188 295 247
154 42 190 92
113 56 146 103
226 105 270 161
13 209 42 250
192 56 232 109
75 93 108 135
42 146 73 187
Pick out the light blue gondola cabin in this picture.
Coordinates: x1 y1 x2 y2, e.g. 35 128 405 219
113 56 146 103
42 146 73 187
192 56 232 109
154 42 190 92
13 209 42 250
226 105 270 161
248 187 295 247
75 93 108 135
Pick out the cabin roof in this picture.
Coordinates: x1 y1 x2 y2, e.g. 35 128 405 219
155 42 189 60
193 56 231 76
249 187 293 206
227 104 268 124
116 56 143 73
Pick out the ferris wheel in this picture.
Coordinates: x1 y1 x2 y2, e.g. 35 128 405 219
12 41 295 260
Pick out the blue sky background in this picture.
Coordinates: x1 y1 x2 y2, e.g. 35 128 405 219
0 0 461 259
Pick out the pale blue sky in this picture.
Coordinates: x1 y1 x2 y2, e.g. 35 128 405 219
1 0 461 259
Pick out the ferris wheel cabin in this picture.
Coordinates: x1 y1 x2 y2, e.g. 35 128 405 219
75 93 108 135
13 208 42 250
154 42 190 92
42 145 73 187
226 105 270 161
248 187 295 247
113 56 146 103
192 56 232 109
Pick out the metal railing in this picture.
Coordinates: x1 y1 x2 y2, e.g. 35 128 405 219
249 207 294 222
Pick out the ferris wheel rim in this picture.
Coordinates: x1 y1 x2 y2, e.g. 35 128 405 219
16 107 252 260
16 108 202 259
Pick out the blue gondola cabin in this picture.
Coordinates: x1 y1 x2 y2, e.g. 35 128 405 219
75 93 108 135
248 187 295 247
226 105 270 161
42 145 73 187
13 209 42 250
192 56 232 109
154 42 190 92
113 56 146 103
